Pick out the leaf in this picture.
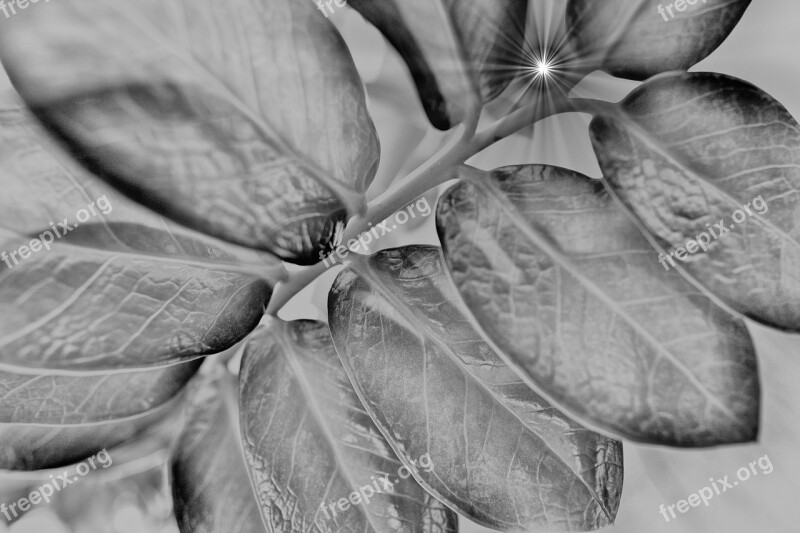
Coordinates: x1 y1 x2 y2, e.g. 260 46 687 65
328 246 623 532
349 0 528 129
566 0 751 79
172 371 264 533
0 392 182 471
239 319 457 533
0 0 380 264
0 106 276 371
0 223 272 371
436 165 759 446
0 360 201 424
589 72 800 331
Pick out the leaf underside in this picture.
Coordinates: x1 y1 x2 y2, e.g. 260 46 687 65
329 246 623 532
0 0 380 263
0 360 201 424
0 392 182 471
436 164 759 447
566 0 751 79
590 72 800 331
239 320 458 533
0 106 275 372
172 371 265 533
350 0 527 129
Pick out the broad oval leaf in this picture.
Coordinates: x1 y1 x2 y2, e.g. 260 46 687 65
566 0 751 79
172 371 264 533
0 391 183 471
0 106 276 371
590 72 800 331
328 247 623 532
350 0 527 129
436 165 759 446
0 360 201 424
0 0 380 263
239 319 457 533
0 224 272 371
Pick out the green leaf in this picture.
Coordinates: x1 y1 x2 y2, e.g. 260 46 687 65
0 0 379 263
590 72 800 331
350 0 527 129
239 319 457 533
172 371 264 533
566 0 751 79
436 165 759 447
328 246 623 532
0 106 276 371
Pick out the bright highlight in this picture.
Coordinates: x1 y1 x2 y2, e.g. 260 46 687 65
534 59 552 78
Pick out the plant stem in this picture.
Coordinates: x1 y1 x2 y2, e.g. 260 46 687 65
264 259 338 316
343 132 472 243
263 128 476 317
567 97 618 117
265 95 612 316
470 97 577 153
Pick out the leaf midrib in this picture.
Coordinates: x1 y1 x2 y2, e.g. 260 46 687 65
270 323 388 533
352 256 616 523
72 0 363 214
610 105 800 252
0 387 181 428
466 175 741 424
0 234 268 279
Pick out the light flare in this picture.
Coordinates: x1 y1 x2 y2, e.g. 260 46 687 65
532 58 553 80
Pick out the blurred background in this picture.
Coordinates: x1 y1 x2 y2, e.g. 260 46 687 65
1 0 798 532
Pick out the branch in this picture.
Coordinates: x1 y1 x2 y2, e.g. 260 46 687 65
265 96 615 315
265 259 338 316
471 99 562 153
340 108 481 244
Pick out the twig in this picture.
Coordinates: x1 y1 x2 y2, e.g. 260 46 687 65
266 95 615 315
265 259 340 316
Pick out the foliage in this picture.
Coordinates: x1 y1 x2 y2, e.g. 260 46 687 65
1 0 792 532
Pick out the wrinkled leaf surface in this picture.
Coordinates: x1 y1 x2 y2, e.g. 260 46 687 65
239 320 458 533
329 246 623 531
436 165 759 447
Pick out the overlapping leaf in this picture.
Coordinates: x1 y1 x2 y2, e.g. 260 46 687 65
0 392 182 471
329 247 623 532
239 319 457 533
436 165 759 446
1 349 199 471
0 0 379 263
0 360 201 424
590 72 800 331
0 106 276 371
172 371 264 533
566 0 751 79
350 0 527 129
